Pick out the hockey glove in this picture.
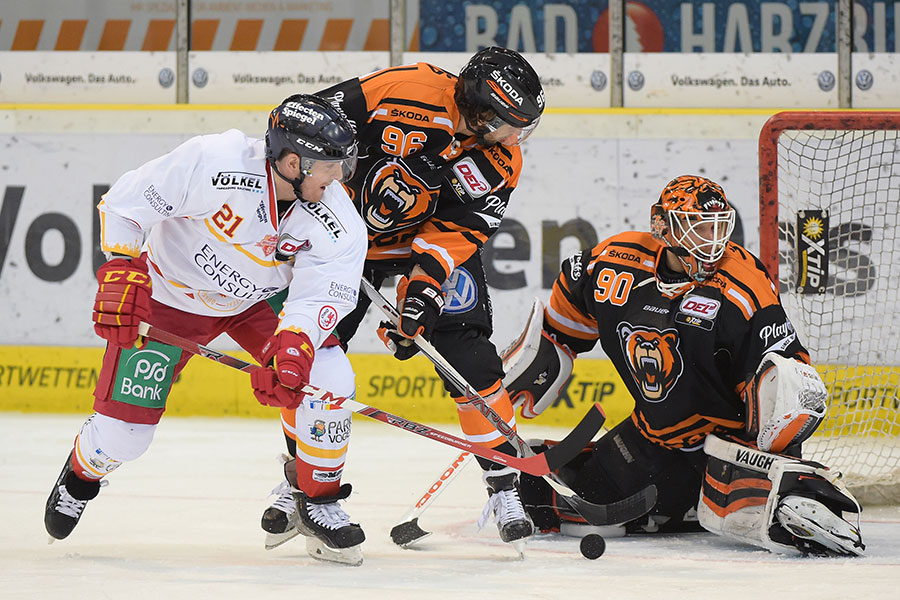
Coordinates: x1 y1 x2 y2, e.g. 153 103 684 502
396 274 444 340
259 330 315 389
250 368 305 409
92 256 152 349
377 320 420 360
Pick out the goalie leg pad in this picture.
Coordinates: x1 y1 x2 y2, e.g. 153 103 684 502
742 352 827 452
501 298 574 419
700 435 864 556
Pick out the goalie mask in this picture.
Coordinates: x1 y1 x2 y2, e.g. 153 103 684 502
456 47 545 147
650 175 735 294
266 94 358 200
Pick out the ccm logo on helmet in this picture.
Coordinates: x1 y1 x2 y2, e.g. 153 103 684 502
678 296 721 319
452 158 489 198
490 70 524 106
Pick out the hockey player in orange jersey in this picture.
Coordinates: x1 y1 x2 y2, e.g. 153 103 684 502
261 47 545 548
505 175 865 556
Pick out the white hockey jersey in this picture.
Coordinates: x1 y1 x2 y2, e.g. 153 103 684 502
98 129 367 349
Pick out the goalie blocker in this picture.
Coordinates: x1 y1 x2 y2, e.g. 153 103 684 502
700 435 864 557
501 298 575 419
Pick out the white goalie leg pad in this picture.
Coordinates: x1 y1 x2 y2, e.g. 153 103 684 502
743 352 827 452
700 435 864 556
500 298 574 419
74 413 157 479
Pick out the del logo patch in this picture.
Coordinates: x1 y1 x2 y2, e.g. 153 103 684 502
452 158 490 198
111 341 181 409
678 296 720 319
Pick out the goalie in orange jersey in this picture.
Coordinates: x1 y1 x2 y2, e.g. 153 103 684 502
505 175 864 556
262 47 546 547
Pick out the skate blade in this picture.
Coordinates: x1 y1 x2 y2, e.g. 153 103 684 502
264 527 302 550
305 536 364 566
390 518 432 548
511 539 526 560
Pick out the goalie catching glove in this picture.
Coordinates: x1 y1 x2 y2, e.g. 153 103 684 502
251 330 315 408
93 256 152 348
742 352 828 452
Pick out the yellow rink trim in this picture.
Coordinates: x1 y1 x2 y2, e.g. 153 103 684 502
2 346 896 436
0 345 634 427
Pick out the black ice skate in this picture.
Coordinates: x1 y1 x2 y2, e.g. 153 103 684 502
293 483 366 566
44 451 103 541
479 467 535 549
261 479 300 550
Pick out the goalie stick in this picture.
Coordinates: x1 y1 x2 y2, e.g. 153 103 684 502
136 322 604 479
360 279 658 529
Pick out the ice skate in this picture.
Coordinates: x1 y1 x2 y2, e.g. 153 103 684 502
293 483 365 566
775 496 865 557
44 451 104 541
261 479 300 550
478 467 534 555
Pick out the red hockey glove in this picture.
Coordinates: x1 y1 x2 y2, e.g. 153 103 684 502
377 320 420 360
396 274 444 340
92 257 152 349
260 330 315 389
250 368 305 409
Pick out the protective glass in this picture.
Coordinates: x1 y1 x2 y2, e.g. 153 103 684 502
301 144 358 182
484 115 541 146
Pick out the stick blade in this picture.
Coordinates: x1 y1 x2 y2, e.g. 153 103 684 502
561 484 658 526
390 518 432 548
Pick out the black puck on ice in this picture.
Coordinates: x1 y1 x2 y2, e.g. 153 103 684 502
579 533 606 559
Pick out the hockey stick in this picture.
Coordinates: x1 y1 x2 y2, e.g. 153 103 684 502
360 279 658 528
136 322 603 478
389 450 474 547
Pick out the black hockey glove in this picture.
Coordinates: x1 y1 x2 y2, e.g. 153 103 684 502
396 274 444 340
377 321 420 360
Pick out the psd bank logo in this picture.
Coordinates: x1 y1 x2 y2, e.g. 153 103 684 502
442 267 478 314
111 342 181 409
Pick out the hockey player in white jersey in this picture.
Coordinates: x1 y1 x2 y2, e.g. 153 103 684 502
44 94 370 563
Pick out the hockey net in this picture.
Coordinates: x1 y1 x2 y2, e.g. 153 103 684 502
759 111 900 505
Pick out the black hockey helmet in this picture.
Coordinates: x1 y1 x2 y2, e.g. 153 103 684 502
456 46 544 145
266 94 358 196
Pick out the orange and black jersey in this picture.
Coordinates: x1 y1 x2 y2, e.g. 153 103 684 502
544 232 810 450
317 62 460 198
356 137 522 284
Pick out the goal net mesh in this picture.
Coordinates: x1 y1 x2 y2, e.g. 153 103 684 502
761 112 900 504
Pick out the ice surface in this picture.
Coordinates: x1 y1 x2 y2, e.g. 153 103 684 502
2 414 898 600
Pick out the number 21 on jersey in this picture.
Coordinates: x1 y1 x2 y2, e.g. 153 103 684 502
594 268 634 306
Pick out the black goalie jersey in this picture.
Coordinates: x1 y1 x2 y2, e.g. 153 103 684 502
544 231 811 450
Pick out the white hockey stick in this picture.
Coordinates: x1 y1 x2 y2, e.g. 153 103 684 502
389 451 474 547
361 278 657 528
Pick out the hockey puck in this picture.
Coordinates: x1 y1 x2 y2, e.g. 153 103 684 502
579 533 606 559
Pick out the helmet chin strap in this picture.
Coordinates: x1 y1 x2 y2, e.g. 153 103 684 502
270 159 306 200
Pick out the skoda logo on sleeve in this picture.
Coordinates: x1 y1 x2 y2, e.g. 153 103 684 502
441 267 478 314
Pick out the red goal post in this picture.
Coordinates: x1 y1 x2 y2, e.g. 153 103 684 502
758 111 900 504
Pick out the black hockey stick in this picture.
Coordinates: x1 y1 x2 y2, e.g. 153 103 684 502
361 279 658 528
136 322 606 478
